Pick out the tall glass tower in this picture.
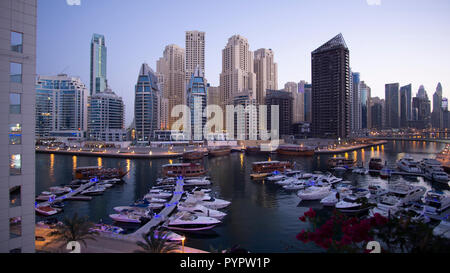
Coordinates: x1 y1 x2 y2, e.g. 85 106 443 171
90 34 107 95
134 64 161 141
187 66 208 140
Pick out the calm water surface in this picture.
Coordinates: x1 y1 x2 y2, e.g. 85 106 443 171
36 141 450 252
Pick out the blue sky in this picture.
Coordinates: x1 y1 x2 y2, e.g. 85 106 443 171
37 0 450 126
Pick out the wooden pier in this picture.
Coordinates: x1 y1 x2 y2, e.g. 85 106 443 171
36 180 97 207
127 180 184 241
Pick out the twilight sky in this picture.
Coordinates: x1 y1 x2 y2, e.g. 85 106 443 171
37 0 450 126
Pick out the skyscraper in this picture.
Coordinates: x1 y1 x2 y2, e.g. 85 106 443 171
35 74 88 138
207 85 220 107
185 31 205 86
370 97 384 130
311 33 350 139
254 48 278 105
359 81 371 129
134 63 161 141
385 83 400 129
232 91 258 140
1 0 37 253
400 84 412 128
411 86 431 129
285 82 304 123
87 89 126 141
219 35 256 109
432 83 443 128
266 90 293 136
351 72 361 131
157 44 185 128
299 81 312 123
90 34 107 95
187 66 208 140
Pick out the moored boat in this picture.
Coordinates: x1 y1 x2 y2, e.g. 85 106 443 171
74 166 127 180
208 146 231 157
35 205 61 216
276 144 315 156
162 163 207 178
327 157 356 169
164 211 221 232
182 150 206 161
368 158 384 171
251 161 292 175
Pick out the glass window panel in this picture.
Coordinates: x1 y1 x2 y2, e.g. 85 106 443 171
10 154 21 175
9 124 22 145
9 186 21 208
10 62 22 83
9 217 22 239
11 31 23 53
10 93 21 114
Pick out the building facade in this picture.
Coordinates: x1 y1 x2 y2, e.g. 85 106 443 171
284 82 304 124
299 81 312 123
432 83 443 129
87 89 126 141
0 0 37 253
400 84 412 128
351 72 361 132
411 86 431 129
187 67 208 140
311 34 350 139
157 44 185 128
385 83 400 129
219 35 256 109
359 81 371 129
90 33 107 95
207 85 220 107
134 63 161 142
254 48 278 105
266 89 293 137
370 97 384 130
35 74 88 139
232 90 259 140
185 31 205 87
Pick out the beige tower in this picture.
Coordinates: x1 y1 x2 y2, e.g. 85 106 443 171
219 35 256 110
185 31 205 86
285 82 304 123
157 44 185 129
254 48 278 105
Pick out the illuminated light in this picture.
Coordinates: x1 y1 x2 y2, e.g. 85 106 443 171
97 157 102 167
72 155 77 171
126 159 131 172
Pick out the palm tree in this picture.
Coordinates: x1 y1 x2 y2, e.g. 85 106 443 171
49 213 98 250
135 228 180 253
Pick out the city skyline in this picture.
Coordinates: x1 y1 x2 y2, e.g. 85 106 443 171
37 0 450 125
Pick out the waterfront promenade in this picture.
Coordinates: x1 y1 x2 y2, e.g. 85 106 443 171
315 140 387 154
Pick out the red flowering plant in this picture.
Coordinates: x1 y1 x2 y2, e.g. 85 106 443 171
297 208 389 253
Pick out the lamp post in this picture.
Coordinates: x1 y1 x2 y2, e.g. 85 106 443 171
181 237 185 253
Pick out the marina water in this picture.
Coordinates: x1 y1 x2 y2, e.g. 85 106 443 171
36 141 450 253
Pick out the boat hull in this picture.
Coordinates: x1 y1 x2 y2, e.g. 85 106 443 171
277 149 314 156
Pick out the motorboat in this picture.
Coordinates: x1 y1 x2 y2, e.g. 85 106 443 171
152 229 185 242
190 187 212 194
368 184 389 197
267 174 286 182
144 190 172 199
283 182 306 191
297 184 331 201
369 195 402 218
133 199 166 208
81 185 106 195
396 155 421 173
114 204 164 212
177 203 227 220
109 210 149 224
184 177 212 186
335 195 373 213
49 186 72 195
423 191 450 215
35 205 61 216
387 183 427 205
421 160 449 183
185 192 231 210
369 158 384 171
379 166 393 179
163 211 221 231
352 168 368 175
90 223 124 234
101 178 122 184
433 220 450 239
275 177 297 186
143 197 168 203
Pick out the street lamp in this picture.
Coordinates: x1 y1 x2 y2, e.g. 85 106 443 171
181 237 186 253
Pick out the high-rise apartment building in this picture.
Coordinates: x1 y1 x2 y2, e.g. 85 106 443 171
370 97 384 130
187 67 208 140
351 72 361 131
432 83 443 129
299 81 312 123
219 35 256 109
35 74 88 139
266 90 293 136
0 0 37 253
232 91 259 140
411 85 431 129
134 64 161 141
400 84 412 128
207 85 220 107
87 89 126 141
360 81 371 129
284 82 304 123
90 34 107 95
385 83 400 129
254 48 278 105
185 31 205 86
311 34 350 139
157 44 185 128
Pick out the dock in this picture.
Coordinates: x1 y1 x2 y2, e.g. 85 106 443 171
36 180 97 207
349 168 425 177
127 179 184 241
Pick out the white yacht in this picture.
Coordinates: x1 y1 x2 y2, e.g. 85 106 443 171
396 155 421 173
81 185 106 195
320 187 353 207
297 184 331 200
114 204 164 212
177 203 227 220
164 211 221 231
275 177 297 186
420 158 449 183
49 186 72 195
185 192 231 210
423 191 450 215
267 174 286 182
369 195 402 217
184 177 212 186
109 210 147 224
336 195 372 213
283 181 306 191
143 196 168 203
145 189 172 199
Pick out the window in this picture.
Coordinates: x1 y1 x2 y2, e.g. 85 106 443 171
10 62 22 83
9 124 22 145
11 31 23 53
9 217 22 239
10 93 21 114
10 154 21 175
9 186 21 208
